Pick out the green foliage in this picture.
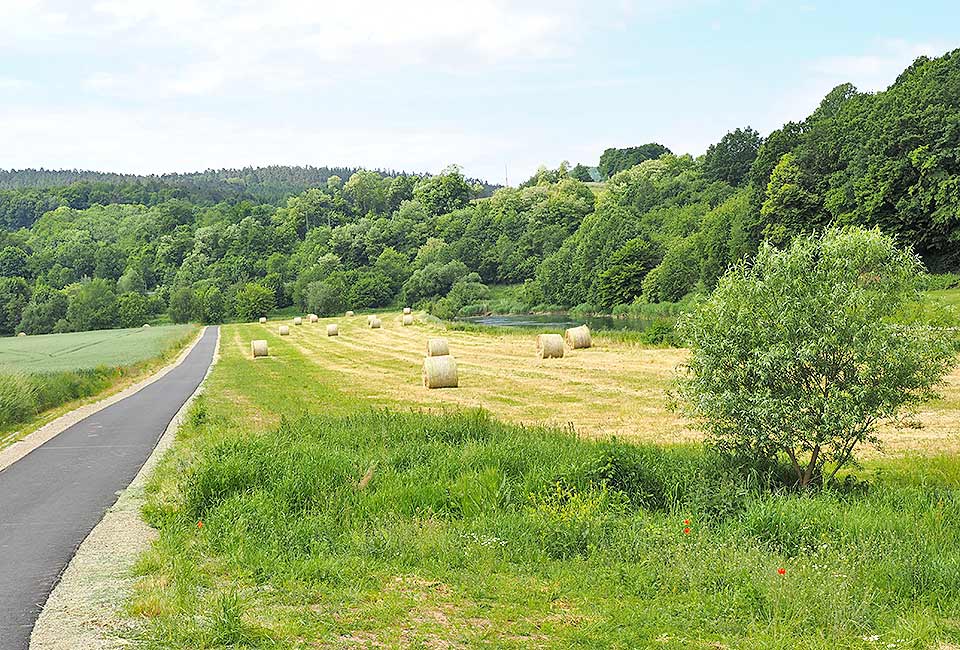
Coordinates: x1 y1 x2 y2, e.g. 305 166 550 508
116 266 146 294
598 143 671 178
167 287 196 324
233 283 275 322
0 276 31 335
594 237 659 309
197 286 225 324
0 246 29 278
117 292 149 328
642 236 702 303
65 277 117 331
676 227 958 486
402 259 470 304
413 165 472 216
702 126 761 186
305 281 343 316
17 284 67 335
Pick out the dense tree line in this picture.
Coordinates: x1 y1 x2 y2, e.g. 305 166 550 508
1 50 958 336
0 166 500 230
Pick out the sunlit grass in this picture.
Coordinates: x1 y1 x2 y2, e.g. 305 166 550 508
125 321 960 648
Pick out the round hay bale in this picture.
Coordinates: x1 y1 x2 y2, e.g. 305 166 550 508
259 317 267 324
17 332 26 337
369 317 382 329
423 355 458 389
293 317 303 326
278 325 290 336
402 314 414 326
327 323 339 336
565 324 592 349
142 323 151 328
251 340 268 358
309 314 318 323
426 337 450 357
537 333 564 359
346 310 355 317
367 315 375 324
403 307 412 315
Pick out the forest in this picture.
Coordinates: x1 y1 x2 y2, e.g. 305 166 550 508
1 49 958 337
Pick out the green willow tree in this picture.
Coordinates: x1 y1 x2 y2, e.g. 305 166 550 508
676 227 957 487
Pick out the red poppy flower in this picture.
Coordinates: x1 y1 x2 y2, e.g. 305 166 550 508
777 568 785 575
683 527 691 535
197 520 204 529
683 519 690 525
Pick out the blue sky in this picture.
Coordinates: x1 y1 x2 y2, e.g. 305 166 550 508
0 0 956 184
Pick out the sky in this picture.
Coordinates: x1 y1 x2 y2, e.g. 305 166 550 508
0 1 956 184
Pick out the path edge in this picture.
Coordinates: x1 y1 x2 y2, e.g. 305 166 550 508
0 326 206 473
28 326 221 650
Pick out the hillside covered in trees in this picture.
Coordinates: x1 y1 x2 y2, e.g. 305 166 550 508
1 49 958 337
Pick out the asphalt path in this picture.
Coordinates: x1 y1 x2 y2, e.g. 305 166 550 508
0 326 217 650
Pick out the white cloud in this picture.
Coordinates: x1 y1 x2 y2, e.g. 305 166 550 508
763 38 950 135
0 0 610 98
0 105 515 178
811 38 947 92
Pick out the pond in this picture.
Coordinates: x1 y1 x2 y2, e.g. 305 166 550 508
454 313 668 332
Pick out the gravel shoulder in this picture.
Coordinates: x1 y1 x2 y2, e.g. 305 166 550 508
27 328 221 650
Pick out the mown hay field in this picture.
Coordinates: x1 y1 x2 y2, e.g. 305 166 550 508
229 313 960 455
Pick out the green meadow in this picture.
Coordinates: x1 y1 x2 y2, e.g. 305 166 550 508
124 321 960 649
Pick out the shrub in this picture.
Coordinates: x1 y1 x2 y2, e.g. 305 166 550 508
198 286 225 324
118 292 149 328
676 227 958 487
18 284 68 335
168 286 196 324
65 277 118 331
305 281 343 316
234 283 275 322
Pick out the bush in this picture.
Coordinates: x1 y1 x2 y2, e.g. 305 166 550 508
676 227 958 487
234 283 275 322
18 284 68 335
569 302 597 317
922 273 960 291
118 292 149 328
305 281 343 316
66 278 118 331
197 286 225 324
168 286 196 324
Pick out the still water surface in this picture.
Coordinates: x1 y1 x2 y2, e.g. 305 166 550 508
455 313 664 332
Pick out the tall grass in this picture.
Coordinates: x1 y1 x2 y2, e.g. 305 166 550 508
132 406 960 648
0 325 197 433
0 368 117 429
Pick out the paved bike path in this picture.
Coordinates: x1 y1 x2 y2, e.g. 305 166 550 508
0 326 218 650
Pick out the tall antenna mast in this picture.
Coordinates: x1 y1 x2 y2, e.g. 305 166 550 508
504 163 509 187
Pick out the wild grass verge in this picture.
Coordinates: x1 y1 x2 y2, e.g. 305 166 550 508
130 404 960 648
0 368 118 429
0 325 198 433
